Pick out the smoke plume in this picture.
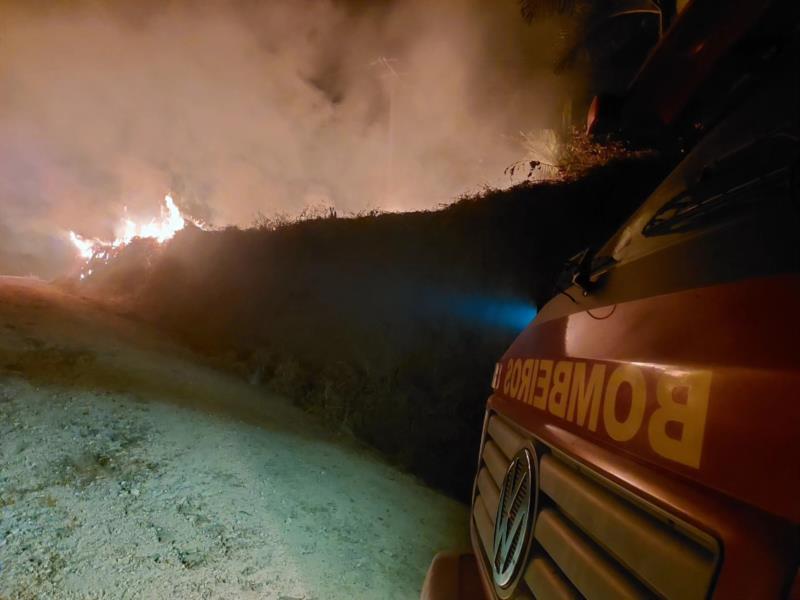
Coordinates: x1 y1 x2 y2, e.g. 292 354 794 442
0 0 569 277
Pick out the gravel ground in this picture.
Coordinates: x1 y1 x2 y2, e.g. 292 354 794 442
0 278 468 599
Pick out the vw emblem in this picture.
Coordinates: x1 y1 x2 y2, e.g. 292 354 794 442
492 447 537 596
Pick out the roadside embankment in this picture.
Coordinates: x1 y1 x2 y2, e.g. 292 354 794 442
74 157 668 499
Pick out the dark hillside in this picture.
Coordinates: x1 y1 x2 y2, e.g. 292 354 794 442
80 156 668 499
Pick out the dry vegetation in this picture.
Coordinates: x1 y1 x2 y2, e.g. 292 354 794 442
507 128 649 184
70 155 668 499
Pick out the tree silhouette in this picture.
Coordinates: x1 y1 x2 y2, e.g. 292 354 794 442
519 0 581 23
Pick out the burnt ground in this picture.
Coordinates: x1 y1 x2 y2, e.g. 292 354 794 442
0 277 467 599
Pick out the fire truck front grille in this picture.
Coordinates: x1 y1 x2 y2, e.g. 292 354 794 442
472 412 719 600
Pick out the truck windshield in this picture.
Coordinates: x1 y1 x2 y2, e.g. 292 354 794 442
643 134 799 237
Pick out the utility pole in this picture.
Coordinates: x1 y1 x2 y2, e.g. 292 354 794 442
370 57 401 206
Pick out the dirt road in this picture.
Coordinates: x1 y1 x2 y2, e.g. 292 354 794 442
0 277 467 599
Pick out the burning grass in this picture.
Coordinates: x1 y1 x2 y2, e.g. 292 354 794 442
69 155 668 499
68 195 207 283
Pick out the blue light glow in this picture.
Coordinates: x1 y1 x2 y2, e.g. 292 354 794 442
449 295 538 331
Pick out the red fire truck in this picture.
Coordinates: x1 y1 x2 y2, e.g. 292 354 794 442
422 1 800 598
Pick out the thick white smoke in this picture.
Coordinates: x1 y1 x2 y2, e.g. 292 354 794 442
0 0 569 277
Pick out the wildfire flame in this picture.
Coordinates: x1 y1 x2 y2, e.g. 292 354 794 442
69 230 97 260
69 194 199 279
116 194 186 246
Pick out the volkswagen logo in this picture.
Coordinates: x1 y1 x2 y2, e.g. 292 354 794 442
492 447 538 597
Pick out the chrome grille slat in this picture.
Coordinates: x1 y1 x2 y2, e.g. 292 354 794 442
488 415 525 460
482 440 509 487
539 454 715 600
477 467 500 524
524 555 581 600
474 494 495 559
473 414 719 600
534 508 650 600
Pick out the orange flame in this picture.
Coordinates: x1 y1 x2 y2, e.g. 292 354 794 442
69 194 199 278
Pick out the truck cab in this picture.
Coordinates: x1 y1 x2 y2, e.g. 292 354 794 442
422 5 800 598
